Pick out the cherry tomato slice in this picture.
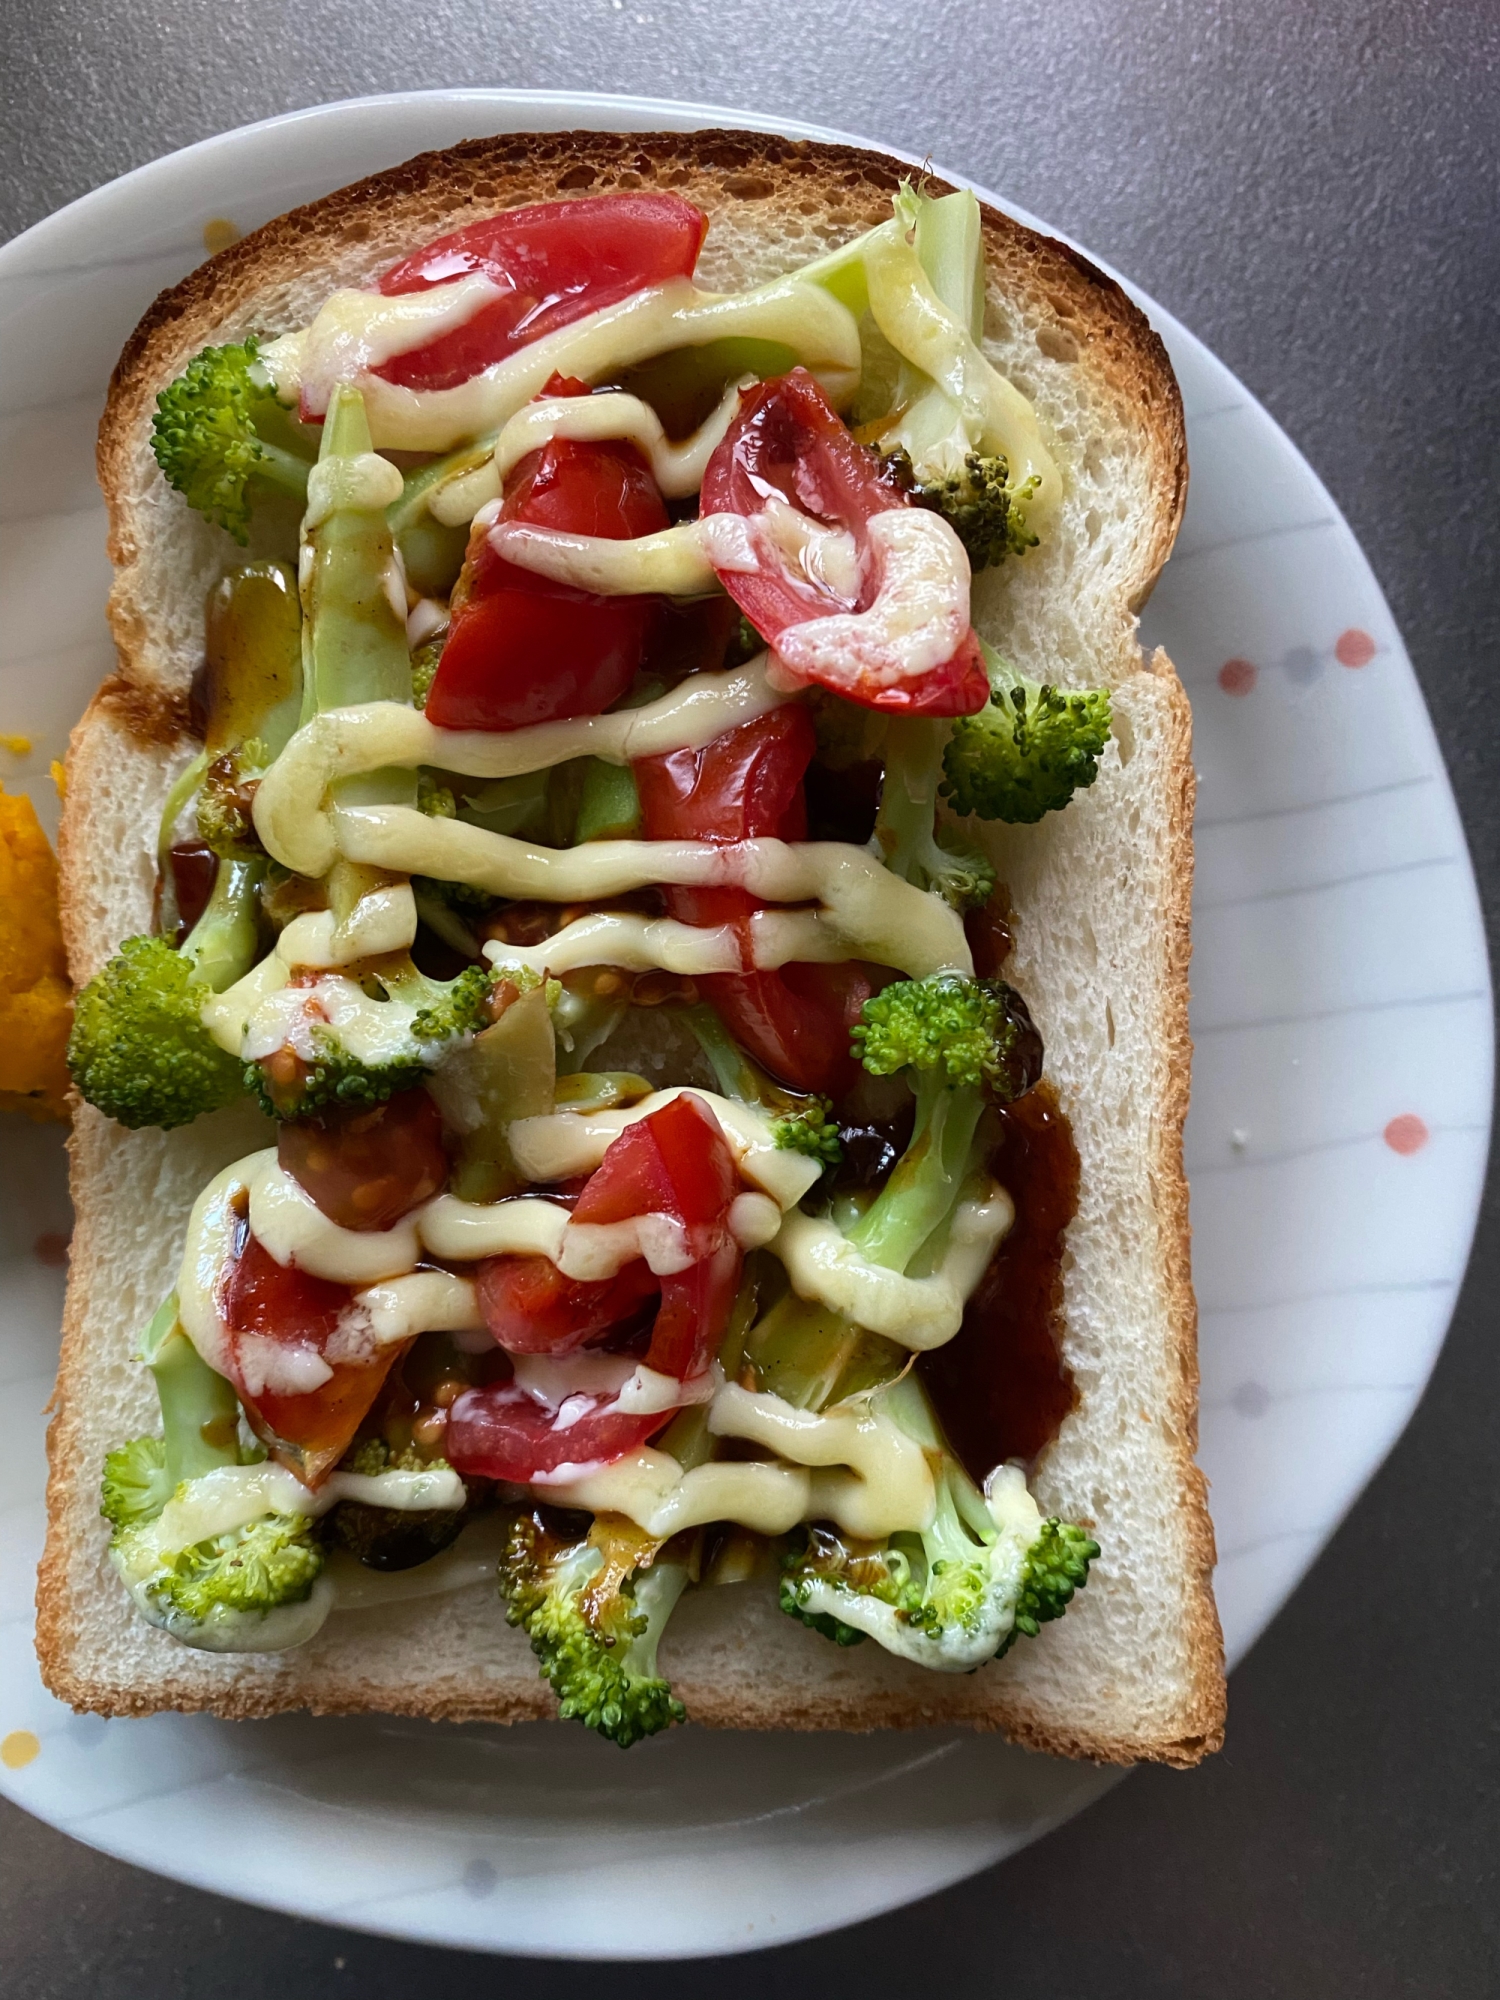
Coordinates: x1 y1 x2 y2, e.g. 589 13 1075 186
426 434 670 731
647 1240 742 1381
701 368 988 717
445 1380 668 1483
634 706 864 1094
572 1091 740 1258
277 1089 448 1233
476 1251 660 1355
375 192 708 394
218 1229 403 1485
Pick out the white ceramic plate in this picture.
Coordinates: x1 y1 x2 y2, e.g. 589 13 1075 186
0 90 1490 1961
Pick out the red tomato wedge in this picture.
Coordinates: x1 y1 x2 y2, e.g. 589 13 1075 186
426 422 670 732
276 1089 448 1233
700 368 989 717
648 1240 742 1381
571 1090 739 1259
375 192 708 394
635 706 866 1095
476 1251 660 1356
445 1381 668 1484
218 1229 403 1486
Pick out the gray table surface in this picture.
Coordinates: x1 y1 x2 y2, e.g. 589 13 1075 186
3 2 1497 1992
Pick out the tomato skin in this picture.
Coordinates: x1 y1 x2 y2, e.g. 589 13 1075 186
375 192 708 394
476 1252 660 1355
647 1240 741 1380
701 368 988 718
572 1091 740 1253
634 706 863 1094
277 1089 448 1233
425 435 670 732
445 1382 669 1483
218 1229 403 1485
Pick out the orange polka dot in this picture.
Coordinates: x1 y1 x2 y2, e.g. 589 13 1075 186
1218 658 1257 696
1335 628 1376 668
1 1731 40 1770
1383 1114 1429 1156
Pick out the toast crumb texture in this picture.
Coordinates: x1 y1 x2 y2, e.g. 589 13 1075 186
44 130 1222 1766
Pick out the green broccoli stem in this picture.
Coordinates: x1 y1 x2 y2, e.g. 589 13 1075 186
300 386 417 775
887 186 984 467
872 717 944 883
846 1070 985 1271
180 854 264 994
138 1294 243 1487
680 1002 777 1105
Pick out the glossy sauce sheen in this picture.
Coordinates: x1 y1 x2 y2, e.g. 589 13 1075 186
919 1081 1080 1480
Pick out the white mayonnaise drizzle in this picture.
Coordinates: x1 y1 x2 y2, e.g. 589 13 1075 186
427 382 745 525
770 1183 1015 1351
253 661 786 879
261 272 861 450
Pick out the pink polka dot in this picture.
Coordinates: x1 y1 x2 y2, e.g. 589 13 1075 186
1383 1115 1429 1156
1335 628 1376 668
1218 657 1257 696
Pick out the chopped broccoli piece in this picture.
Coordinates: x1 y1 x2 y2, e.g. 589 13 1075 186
1007 1516 1101 1651
67 933 247 1129
155 1513 323 1622
247 960 499 1118
904 449 1040 569
942 647 1112 826
873 717 995 912
150 339 313 543
854 971 1041 1100
195 738 270 858
780 1382 1098 1670
411 634 445 710
499 1508 688 1748
100 1435 173 1532
102 1298 329 1652
771 1098 843 1164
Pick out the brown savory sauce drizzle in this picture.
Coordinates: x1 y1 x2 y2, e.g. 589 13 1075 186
919 1080 1081 1483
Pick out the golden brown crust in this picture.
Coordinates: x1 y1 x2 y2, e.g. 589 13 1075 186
51 131 1210 1759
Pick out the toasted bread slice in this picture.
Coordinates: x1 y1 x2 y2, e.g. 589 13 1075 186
40 129 1223 1765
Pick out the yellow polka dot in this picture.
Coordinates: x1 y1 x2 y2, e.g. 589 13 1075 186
202 217 241 256
0 735 32 757
1 1730 40 1769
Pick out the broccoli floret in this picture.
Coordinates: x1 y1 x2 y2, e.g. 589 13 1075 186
102 1298 330 1653
942 647 1112 826
154 1513 323 1622
499 1508 688 1748
780 1382 1098 1670
904 449 1039 569
247 960 499 1117
101 1435 173 1531
411 635 445 709
1005 1516 1101 1653
151 339 313 543
771 1098 844 1165
68 933 247 1129
853 971 1041 1100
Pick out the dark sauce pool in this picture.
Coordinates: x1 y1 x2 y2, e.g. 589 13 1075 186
919 1079 1080 1482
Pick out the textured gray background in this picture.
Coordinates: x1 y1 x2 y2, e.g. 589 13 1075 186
3 1 1498 1992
